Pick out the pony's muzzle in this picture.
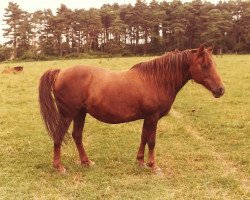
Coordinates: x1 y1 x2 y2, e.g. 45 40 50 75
213 86 225 98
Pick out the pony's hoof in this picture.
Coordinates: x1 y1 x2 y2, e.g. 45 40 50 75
54 165 66 174
139 163 149 169
88 160 95 166
82 160 95 167
59 167 67 174
145 163 164 176
152 167 164 177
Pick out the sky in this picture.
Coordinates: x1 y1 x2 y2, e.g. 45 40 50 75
0 0 221 44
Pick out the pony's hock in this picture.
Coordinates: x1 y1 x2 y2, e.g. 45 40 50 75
39 44 224 174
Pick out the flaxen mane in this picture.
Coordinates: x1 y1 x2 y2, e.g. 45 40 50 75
130 50 193 91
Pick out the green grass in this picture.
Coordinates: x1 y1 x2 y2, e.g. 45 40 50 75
0 55 249 199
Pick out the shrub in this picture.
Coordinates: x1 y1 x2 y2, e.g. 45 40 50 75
0 46 13 61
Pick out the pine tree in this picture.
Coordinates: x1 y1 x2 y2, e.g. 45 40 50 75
3 2 24 59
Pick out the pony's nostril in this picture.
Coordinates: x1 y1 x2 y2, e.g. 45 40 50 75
218 86 225 95
221 86 225 93
213 86 225 98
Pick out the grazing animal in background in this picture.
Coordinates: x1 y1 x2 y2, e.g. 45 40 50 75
38 44 225 175
2 66 23 74
13 66 23 72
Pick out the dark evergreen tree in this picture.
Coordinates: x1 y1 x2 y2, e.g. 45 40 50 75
3 2 24 58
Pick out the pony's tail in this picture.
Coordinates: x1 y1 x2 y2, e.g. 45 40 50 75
39 69 67 141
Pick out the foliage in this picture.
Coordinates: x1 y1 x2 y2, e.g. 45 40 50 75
0 45 13 61
101 40 124 54
1 0 250 61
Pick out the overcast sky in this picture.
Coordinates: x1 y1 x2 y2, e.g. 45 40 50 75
0 0 221 44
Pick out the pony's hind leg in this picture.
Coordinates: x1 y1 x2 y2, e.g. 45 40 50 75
72 111 94 167
53 117 72 173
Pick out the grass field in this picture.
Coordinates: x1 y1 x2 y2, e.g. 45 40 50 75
0 55 249 199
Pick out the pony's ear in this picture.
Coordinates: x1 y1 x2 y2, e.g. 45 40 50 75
198 43 205 56
207 45 214 53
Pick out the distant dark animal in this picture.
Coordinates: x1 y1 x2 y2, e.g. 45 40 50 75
2 66 23 74
38 44 225 175
13 66 23 71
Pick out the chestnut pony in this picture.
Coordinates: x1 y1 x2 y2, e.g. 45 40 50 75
39 44 225 174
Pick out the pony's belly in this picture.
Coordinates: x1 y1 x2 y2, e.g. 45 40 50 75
89 113 142 124
87 107 142 124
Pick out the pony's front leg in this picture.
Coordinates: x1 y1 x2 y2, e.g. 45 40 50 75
137 117 158 167
137 116 163 175
136 132 147 167
147 130 163 176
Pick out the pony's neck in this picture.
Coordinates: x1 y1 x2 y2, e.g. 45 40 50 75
131 51 192 96
161 62 191 97
172 67 191 95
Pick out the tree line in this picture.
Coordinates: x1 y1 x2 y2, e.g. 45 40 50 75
1 0 249 61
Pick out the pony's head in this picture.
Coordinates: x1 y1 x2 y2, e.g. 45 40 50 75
189 44 225 98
